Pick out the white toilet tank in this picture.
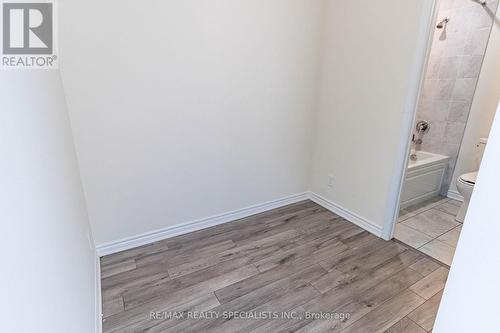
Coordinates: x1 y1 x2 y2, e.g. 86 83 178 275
476 138 488 168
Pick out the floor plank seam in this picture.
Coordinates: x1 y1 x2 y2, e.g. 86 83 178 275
408 316 430 333
100 201 449 332
308 281 324 296
338 289 426 333
211 291 223 306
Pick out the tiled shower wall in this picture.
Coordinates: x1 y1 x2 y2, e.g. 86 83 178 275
416 0 498 192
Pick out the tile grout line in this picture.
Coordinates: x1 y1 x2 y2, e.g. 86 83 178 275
397 224 456 265
416 226 460 252
392 239 450 269
397 198 450 223
411 199 463 221
397 201 462 257
433 206 462 218
396 220 457 249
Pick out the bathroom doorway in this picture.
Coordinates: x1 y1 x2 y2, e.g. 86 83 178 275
392 0 499 265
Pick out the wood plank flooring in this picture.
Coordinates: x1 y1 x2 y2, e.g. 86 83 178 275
100 200 448 332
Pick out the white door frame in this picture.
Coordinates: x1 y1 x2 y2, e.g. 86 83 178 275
381 0 441 240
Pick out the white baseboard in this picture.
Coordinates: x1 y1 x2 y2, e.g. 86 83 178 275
96 192 310 256
95 252 102 333
447 190 464 202
93 191 384 331
308 192 383 238
96 191 385 257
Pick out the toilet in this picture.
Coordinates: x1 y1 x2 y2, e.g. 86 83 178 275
455 138 488 223
455 172 477 223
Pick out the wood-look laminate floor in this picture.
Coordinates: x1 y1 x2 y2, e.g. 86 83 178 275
101 200 448 333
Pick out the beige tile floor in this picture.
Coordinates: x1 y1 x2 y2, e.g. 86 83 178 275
394 196 463 266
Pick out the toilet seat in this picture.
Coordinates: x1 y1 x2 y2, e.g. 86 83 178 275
459 172 478 186
455 172 478 223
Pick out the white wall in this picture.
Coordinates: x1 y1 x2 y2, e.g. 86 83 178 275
434 103 500 332
0 72 97 332
310 0 434 233
60 0 324 246
449 10 500 193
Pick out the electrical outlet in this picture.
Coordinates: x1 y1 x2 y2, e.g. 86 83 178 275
327 175 335 188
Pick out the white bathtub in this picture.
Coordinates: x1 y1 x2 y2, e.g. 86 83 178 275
400 151 449 209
